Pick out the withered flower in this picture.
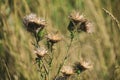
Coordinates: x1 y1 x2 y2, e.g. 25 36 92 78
68 11 93 33
46 32 61 43
69 11 86 22
46 32 61 52
34 47 48 58
61 66 74 76
23 13 46 33
73 59 93 73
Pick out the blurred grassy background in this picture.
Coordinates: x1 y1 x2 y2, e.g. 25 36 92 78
0 0 120 80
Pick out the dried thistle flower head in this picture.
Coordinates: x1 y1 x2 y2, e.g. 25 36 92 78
69 11 86 22
61 66 74 76
46 32 61 43
68 11 93 33
23 13 46 33
34 47 48 58
74 59 93 73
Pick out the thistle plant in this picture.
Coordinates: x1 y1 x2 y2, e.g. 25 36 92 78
54 11 93 80
23 13 49 79
23 11 93 80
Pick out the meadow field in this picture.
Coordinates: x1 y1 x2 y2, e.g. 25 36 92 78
0 0 120 80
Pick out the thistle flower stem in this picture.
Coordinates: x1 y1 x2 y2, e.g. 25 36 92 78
63 31 74 63
41 59 48 74
50 42 54 53
39 59 49 80
54 36 74 79
34 32 49 79
37 60 43 80
43 57 51 80
34 32 39 46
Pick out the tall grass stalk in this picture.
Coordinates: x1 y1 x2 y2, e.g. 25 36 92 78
103 8 120 31
2 59 11 80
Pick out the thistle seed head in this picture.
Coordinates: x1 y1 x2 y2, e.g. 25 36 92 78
69 11 86 22
46 32 61 43
61 66 74 76
73 59 93 73
23 13 46 33
34 47 48 58
68 11 94 33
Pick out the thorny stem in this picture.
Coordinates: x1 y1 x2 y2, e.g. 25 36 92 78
37 60 43 80
34 32 39 46
41 59 49 75
47 41 54 53
38 59 48 80
54 35 74 79
49 51 54 80
47 42 55 80
34 32 49 80
46 40 55 79
55 20 81 79
50 42 54 53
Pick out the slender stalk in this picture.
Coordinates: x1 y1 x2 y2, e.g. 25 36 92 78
54 37 74 79
34 32 39 46
34 32 49 79
2 59 11 80
103 8 120 31
41 59 48 74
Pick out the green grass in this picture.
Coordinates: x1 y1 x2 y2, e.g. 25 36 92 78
0 0 120 80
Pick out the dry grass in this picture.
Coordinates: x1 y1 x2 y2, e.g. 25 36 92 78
0 0 120 80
